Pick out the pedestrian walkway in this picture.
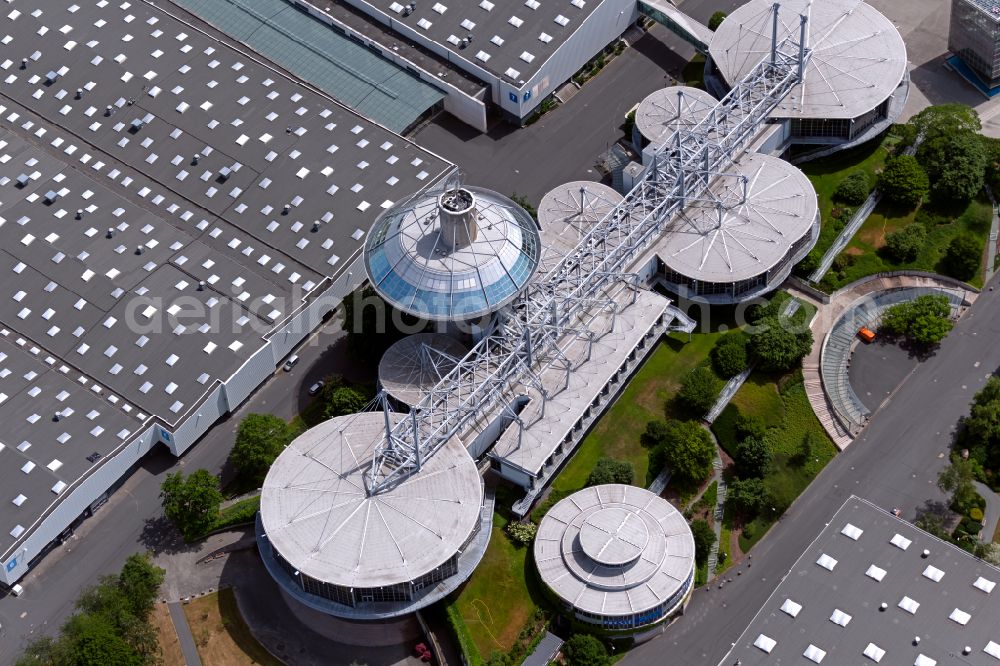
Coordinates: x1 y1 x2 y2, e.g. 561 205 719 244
168 602 203 666
984 185 999 283
975 481 1000 545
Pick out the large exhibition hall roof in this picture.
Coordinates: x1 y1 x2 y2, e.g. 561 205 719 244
709 0 907 120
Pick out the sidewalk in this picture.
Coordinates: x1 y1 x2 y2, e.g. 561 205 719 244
168 602 203 666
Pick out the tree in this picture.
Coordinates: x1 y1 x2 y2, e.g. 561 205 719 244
919 131 987 202
678 366 722 415
160 469 222 541
735 414 767 442
711 334 748 379
658 421 715 484
690 519 716 564
880 294 954 347
941 233 983 281
961 377 1000 471
340 286 429 364
914 512 952 541
879 154 929 208
641 419 671 448
909 104 982 141
230 413 297 484
833 172 872 205
727 477 769 517
64 614 142 666
883 223 926 263
562 634 609 666
748 315 813 372
735 436 772 478
323 386 368 419
708 10 727 30
938 458 981 514
117 553 165 621
587 457 635 486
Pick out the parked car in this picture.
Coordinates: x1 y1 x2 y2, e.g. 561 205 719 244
282 354 300 371
308 380 325 396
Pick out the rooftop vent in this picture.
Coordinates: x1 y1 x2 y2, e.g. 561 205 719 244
135 245 144 255
45 71 59 85
85 452 102 463
20 57 28 69
16 174 29 188
217 166 232 182
76 209 84 220
129 118 145 133
76 88 84 99
105 105 114 117
106 228 115 238
197 280 206 291
44 190 59 205
921 549 930 558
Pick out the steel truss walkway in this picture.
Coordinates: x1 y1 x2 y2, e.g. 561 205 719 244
366 4 813 495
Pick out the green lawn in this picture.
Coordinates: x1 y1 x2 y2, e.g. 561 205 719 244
819 196 992 290
449 508 545 662
800 136 892 258
531 332 724 522
716 518 733 575
716 373 838 553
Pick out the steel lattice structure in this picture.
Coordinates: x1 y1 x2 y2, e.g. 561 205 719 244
366 5 811 495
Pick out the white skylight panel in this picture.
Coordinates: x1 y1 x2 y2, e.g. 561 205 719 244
52 481 67 494
492 35 505 46
985 641 1000 659
780 598 801 617
754 635 776 654
914 656 936 666
949 608 971 625
416 17 432 29
841 523 863 540
10 525 24 538
866 564 886 582
12 494 26 506
571 0 585 7
432 2 447 13
922 565 944 582
863 643 885 662
479 0 494 9
390 2 405 12
829 609 851 627
539 32 552 42
525 0 540 8
476 50 490 62
890 533 911 550
447 34 460 45
505 67 520 79
803 645 826 663
974 576 996 593
461 18 475 29
898 596 920 614
816 553 837 571
509 15 523 27
520 51 535 63
554 13 569 25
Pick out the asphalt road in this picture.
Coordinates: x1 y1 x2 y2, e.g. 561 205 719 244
624 282 1000 666
0 319 365 663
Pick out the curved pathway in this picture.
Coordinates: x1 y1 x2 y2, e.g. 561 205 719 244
792 273 978 450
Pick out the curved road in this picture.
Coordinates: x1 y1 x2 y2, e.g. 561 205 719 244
625 281 1000 666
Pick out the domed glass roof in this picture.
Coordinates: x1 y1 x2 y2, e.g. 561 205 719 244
364 184 541 321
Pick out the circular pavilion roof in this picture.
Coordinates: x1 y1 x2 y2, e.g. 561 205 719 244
364 184 541 321
537 181 623 269
534 484 695 618
660 152 817 284
260 412 482 589
635 86 717 145
378 333 468 406
708 0 906 120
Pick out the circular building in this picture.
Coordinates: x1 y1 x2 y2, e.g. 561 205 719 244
257 412 486 619
537 181 623 267
656 152 819 303
534 484 695 633
378 333 468 407
633 86 717 149
707 0 908 155
364 181 541 322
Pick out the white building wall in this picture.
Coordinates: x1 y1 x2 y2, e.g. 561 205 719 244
288 0 489 131
2 425 158 585
507 0 639 118
164 385 228 456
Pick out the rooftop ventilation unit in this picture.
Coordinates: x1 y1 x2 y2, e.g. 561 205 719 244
45 71 59 85
15 174 29 188
44 190 59 205
129 118 144 133
217 166 232 182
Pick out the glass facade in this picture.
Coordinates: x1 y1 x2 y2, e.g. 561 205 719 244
569 570 695 631
789 99 890 142
950 0 1000 89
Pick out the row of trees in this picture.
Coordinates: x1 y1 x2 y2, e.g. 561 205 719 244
17 554 165 666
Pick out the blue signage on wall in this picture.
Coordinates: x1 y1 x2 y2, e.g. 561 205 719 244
160 427 172 443
523 90 532 102
508 91 518 103
6 558 17 572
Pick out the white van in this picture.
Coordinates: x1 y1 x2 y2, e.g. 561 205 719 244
11 583 24 596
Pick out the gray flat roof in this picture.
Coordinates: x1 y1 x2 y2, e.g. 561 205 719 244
260 412 483 588
378 333 468 406
635 86 717 146
352 0 604 85
0 0 452 562
656 153 817 283
709 0 907 120
723 496 1000 665
169 0 445 133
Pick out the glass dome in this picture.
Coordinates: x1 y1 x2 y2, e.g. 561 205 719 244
364 184 541 321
